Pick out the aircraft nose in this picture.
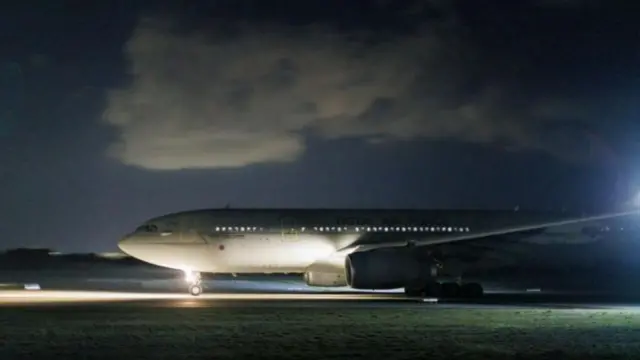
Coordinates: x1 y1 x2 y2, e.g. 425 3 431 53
118 234 135 255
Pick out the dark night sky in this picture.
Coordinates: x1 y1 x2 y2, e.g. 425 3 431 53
1 0 639 252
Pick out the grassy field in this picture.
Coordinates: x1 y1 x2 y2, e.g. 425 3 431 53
1 304 640 359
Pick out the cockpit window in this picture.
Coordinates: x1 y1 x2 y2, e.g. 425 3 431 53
135 224 158 233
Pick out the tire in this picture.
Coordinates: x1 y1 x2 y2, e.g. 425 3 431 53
189 284 203 296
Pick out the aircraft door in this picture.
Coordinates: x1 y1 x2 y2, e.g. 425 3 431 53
179 214 201 243
280 216 299 242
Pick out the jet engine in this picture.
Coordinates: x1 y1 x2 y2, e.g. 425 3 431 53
303 260 348 287
345 249 432 289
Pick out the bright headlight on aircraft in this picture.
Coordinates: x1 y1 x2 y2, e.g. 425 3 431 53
632 191 640 208
291 238 337 263
182 268 195 282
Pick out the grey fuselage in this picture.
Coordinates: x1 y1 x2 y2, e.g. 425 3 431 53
117 208 577 274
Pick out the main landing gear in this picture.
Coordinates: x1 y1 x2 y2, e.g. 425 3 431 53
404 281 484 299
185 271 203 296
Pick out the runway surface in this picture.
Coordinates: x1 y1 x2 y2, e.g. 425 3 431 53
1 290 640 311
0 290 435 307
3 290 640 359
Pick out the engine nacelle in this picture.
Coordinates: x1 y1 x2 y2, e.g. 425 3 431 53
303 259 348 287
345 249 431 290
303 271 347 287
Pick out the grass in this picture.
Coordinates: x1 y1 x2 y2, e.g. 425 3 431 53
1 304 640 359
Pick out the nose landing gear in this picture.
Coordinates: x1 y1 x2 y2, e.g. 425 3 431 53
189 283 203 296
185 271 203 296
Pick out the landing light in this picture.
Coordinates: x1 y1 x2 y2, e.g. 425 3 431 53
633 192 640 208
182 268 195 282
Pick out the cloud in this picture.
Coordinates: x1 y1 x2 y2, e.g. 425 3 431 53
103 8 618 170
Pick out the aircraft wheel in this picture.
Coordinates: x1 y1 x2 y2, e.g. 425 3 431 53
405 281 443 298
189 284 203 296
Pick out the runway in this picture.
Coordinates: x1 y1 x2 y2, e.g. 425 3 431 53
3 290 640 358
0 290 435 308
1 290 640 311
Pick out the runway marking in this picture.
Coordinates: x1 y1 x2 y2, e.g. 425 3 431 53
0 290 412 305
2 290 640 312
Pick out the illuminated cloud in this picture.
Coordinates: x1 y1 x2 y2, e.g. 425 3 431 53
103 7 622 170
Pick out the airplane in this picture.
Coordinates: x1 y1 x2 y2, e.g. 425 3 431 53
117 207 640 297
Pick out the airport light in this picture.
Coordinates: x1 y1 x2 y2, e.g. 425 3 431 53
632 191 640 208
183 268 197 282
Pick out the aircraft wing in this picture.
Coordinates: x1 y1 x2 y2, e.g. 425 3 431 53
341 209 640 253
